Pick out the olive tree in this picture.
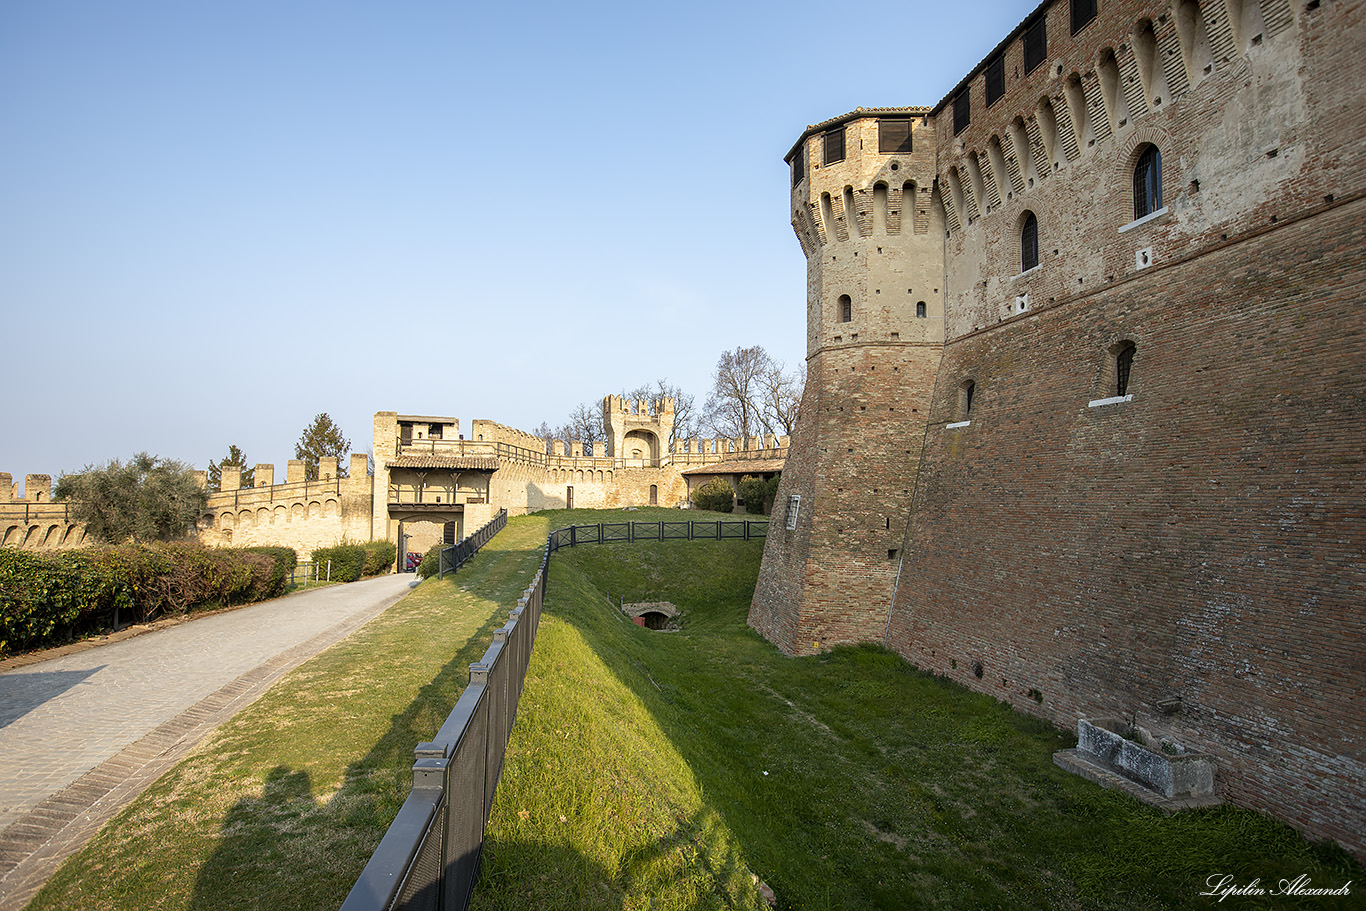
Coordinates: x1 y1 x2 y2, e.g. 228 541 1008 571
55 453 207 543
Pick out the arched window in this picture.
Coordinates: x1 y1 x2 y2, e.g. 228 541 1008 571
1134 145 1162 218
1115 341 1136 396
839 294 852 323
959 380 976 420
916 301 927 318
1021 212 1039 271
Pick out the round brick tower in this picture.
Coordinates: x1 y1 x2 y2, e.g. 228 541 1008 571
749 108 946 655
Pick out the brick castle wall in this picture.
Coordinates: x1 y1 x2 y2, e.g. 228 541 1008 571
889 196 1366 855
751 0 1366 855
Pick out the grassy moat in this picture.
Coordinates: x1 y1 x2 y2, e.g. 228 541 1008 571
29 510 1362 910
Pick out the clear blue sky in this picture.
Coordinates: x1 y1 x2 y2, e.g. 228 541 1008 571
1 0 1037 484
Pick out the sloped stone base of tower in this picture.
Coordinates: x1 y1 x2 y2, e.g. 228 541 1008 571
750 342 940 655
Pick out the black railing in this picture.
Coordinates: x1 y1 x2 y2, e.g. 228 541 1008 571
205 476 342 509
547 518 768 553
0 503 71 524
338 515 766 911
437 510 507 580
340 543 546 911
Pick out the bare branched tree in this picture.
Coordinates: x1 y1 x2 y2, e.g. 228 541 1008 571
704 345 773 441
758 359 804 438
531 421 555 455
556 403 606 456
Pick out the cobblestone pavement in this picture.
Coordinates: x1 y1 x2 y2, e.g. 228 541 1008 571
0 574 416 910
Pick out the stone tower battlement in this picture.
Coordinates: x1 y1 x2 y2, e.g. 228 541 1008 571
787 108 945 355
603 395 675 464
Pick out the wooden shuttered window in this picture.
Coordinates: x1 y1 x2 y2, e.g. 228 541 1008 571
953 92 970 135
791 143 805 186
1071 0 1097 34
824 127 845 165
985 55 1005 107
1024 17 1047 73
878 118 912 153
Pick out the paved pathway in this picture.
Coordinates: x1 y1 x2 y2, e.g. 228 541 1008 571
0 573 416 910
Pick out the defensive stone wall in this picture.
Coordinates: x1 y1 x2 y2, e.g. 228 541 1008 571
0 473 88 550
890 196 1366 857
198 454 372 556
752 0 1365 856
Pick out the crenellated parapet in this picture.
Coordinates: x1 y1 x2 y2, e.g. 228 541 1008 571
470 419 544 452
200 454 371 552
930 0 1326 337
0 471 88 550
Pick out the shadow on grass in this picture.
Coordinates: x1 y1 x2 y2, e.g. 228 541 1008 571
179 548 541 911
477 805 755 911
536 541 1365 911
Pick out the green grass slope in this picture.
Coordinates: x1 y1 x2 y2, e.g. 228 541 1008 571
475 534 1361 911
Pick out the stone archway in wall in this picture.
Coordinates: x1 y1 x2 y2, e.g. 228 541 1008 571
389 504 463 571
623 429 659 464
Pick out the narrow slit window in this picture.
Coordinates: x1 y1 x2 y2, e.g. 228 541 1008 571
1116 342 1136 396
1021 212 1039 271
958 380 976 420
786 495 801 530
839 294 852 323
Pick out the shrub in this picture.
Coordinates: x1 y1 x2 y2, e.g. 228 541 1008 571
362 540 397 576
243 546 298 591
0 549 103 654
737 475 781 515
311 544 366 583
417 543 444 579
0 543 294 655
690 478 735 513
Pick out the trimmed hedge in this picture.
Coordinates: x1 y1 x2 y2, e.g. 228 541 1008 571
311 544 367 583
0 543 294 656
690 477 735 513
312 541 397 582
244 546 299 593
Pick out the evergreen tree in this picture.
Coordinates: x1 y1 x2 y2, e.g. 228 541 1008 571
294 413 351 481
207 444 253 491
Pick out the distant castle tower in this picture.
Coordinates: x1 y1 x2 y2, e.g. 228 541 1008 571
750 109 946 654
603 395 674 464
